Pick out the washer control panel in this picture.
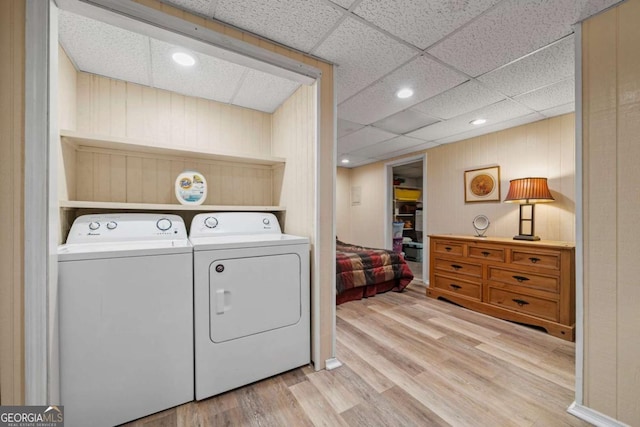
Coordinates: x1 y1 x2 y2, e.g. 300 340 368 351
65 213 188 244
189 212 282 238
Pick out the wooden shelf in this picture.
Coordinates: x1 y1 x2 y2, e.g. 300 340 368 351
60 129 286 166
59 200 285 212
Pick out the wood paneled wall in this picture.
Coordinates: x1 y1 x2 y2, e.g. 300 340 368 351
348 162 387 249
582 1 640 424
336 167 352 242
339 114 576 251
0 0 25 405
272 85 315 235
70 146 274 206
427 114 575 242
61 70 275 208
75 73 272 157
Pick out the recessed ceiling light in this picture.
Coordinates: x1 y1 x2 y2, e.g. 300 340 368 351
470 118 487 125
341 159 350 164
172 52 196 67
396 88 414 99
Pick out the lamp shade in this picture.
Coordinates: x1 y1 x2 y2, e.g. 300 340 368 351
504 177 554 204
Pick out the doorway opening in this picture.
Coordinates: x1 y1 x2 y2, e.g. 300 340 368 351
385 155 426 283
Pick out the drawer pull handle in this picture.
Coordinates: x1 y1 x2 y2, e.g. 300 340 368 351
449 284 461 290
481 251 490 257
529 257 541 264
445 247 452 252
512 275 530 283
512 298 530 307
451 264 463 270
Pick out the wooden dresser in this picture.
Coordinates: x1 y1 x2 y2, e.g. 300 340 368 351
427 235 575 341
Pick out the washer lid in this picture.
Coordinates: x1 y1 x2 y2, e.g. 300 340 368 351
58 239 192 261
190 233 308 251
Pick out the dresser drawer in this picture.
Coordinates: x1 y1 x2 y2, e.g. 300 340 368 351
433 274 481 300
511 250 560 270
433 258 482 278
488 267 559 293
468 246 504 262
433 241 464 256
488 287 558 321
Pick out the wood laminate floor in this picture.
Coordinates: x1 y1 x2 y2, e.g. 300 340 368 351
123 282 586 427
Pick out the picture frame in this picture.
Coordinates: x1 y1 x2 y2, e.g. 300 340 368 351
464 166 501 203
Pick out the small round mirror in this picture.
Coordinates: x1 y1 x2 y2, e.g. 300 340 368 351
472 215 490 237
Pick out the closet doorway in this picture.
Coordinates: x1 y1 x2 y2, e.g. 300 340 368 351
385 155 426 283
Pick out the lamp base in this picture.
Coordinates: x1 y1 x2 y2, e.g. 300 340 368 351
513 235 540 241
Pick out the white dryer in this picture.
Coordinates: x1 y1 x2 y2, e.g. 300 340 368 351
58 213 193 427
190 212 310 400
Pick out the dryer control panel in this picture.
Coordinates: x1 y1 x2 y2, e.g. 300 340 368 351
190 212 282 238
66 213 188 243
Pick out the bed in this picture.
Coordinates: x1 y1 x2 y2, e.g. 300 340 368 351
336 239 414 305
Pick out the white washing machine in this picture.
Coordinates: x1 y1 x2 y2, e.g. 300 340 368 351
190 212 310 400
58 213 194 427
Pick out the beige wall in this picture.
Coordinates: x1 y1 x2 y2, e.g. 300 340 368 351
338 114 576 252
73 72 272 157
60 71 275 208
582 1 640 424
336 167 352 242
0 0 25 405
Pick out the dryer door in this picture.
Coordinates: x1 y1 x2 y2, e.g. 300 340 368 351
209 252 302 343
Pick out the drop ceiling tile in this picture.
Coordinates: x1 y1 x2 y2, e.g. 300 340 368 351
514 78 575 112
354 0 501 49
434 113 543 145
428 0 596 77
313 17 417 103
539 102 575 118
232 69 300 112
408 100 534 141
412 80 505 120
58 11 151 86
212 0 343 52
339 155 374 168
391 141 440 158
350 135 426 158
338 55 467 125
329 0 357 9
478 36 575 97
338 119 365 138
372 109 439 134
338 126 397 153
150 39 246 104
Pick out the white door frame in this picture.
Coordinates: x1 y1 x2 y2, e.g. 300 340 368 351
384 154 428 283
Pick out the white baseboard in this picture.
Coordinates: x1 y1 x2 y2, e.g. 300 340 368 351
325 357 343 371
567 402 630 427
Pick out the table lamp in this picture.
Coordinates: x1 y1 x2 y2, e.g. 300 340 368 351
504 177 554 241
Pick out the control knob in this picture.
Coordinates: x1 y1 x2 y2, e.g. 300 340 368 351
106 221 117 230
263 218 270 225
156 218 172 231
88 221 100 231
204 217 218 229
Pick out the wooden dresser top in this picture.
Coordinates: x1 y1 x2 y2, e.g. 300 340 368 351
428 234 575 250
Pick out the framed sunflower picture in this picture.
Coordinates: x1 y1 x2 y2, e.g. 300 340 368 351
464 166 501 203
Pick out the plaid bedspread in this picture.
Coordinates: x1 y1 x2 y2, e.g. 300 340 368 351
336 240 414 295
